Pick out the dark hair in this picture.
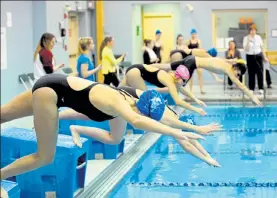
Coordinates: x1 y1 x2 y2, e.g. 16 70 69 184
176 34 183 45
144 39 152 46
33 32 55 61
99 36 113 60
232 62 247 76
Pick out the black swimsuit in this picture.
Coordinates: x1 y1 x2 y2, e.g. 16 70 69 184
153 45 162 63
32 74 117 122
188 40 199 49
170 49 191 60
170 56 197 85
125 64 165 88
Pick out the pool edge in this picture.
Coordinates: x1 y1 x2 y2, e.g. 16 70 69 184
76 132 161 198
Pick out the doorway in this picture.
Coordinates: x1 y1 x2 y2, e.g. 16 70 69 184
142 13 174 63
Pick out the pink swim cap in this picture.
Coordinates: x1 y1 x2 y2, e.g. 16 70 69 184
175 65 190 80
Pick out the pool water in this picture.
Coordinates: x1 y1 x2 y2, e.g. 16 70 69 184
109 105 277 198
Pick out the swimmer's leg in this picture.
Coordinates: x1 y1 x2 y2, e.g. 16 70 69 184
126 69 147 90
197 69 205 94
59 109 90 120
1 87 59 180
1 90 33 124
69 117 127 147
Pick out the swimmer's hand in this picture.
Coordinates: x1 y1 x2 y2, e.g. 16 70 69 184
206 157 221 167
196 123 223 135
196 108 207 116
252 96 263 107
195 99 207 107
1 187 8 198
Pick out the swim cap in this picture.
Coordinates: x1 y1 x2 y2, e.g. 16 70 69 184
175 65 190 80
190 29 197 34
233 59 247 75
207 48 218 57
136 90 165 121
156 30 162 35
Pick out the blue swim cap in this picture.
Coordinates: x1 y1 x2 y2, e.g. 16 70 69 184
190 29 197 34
136 90 165 121
207 48 218 57
156 30 162 35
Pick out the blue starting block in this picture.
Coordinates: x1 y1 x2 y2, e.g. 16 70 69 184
59 115 125 160
1 127 89 198
1 180 20 198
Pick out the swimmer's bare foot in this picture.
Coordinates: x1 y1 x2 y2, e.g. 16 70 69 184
69 126 82 148
206 157 221 167
1 186 8 198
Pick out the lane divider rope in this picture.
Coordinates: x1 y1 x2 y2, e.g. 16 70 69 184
154 150 277 155
129 182 277 188
182 128 277 133
185 113 277 117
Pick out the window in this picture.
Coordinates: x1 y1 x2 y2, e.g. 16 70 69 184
212 9 268 50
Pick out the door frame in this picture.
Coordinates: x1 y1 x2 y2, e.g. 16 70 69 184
141 12 173 40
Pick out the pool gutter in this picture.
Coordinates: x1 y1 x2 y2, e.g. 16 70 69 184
76 132 161 198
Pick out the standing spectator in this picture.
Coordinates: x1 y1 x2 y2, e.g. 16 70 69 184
33 33 64 80
143 39 159 64
100 36 126 87
265 62 272 88
243 24 269 94
153 30 163 63
225 40 243 89
76 37 101 81
185 29 204 94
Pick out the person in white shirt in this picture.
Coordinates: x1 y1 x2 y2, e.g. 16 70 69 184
243 24 269 94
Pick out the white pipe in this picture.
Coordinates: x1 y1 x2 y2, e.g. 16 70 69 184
28 76 35 87
19 77 30 91
263 62 266 100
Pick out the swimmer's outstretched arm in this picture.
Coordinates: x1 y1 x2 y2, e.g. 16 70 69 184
179 86 206 107
159 73 207 116
162 108 222 135
227 68 262 106
111 95 203 140
59 109 90 120
198 58 262 106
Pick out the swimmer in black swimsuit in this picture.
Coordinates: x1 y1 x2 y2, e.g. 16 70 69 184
60 85 222 167
148 56 262 107
119 62 208 116
0 74 208 189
